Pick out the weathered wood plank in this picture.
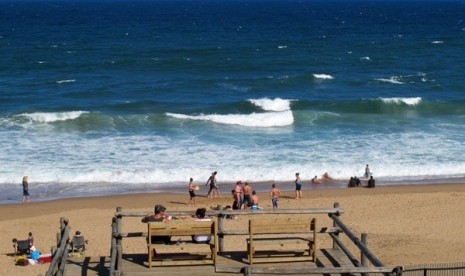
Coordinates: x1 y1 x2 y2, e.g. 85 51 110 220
116 208 343 217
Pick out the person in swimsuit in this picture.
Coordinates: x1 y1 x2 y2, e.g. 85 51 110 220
206 171 219 198
294 173 302 199
22 176 29 203
270 183 280 209
234 181 243 209
188 178 196 206
250 190 259 210
311 175 321 184
364 164 371 179
322 172 332 181
242 182 252 209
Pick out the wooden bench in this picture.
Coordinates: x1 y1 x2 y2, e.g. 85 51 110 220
247 217 316 264
147 220 218 268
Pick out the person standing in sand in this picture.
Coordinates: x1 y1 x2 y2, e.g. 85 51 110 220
294 173 302 199
270 183 280 209
206 171 219 198
188 178 196 206
242 182 252 209
234 181 243 209
22 176 30 203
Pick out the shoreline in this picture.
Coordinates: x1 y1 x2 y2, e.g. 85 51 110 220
2 176 465 205
2 182 464 218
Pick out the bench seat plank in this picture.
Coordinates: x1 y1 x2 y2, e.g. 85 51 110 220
247 218 317 264
147 220 217 269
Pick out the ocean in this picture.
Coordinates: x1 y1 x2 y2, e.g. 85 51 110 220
1 0 465 203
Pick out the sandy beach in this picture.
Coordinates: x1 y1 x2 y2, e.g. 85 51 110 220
2 183 465 275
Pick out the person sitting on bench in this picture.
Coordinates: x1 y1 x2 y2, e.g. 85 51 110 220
192 208 211 244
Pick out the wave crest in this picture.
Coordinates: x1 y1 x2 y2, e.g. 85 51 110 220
313 74 334 80
380 97 422 106
166 110 293 127
248 98 292 112
19 111 89 123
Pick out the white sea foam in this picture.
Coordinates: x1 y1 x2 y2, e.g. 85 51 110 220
432 40 444 44
1 128 465 203
375 76 404 84
313 74 334 80
19 111 89 123
380 97 422 106
360 56 371 61
166 110 293 127
278 45 287 49
56 79 76 84
248 98 292 112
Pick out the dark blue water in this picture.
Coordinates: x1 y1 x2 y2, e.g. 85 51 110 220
1 0 465 202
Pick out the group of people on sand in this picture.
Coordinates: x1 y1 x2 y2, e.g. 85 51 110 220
189 171 284 210
189 165 375 207
348 164 375 188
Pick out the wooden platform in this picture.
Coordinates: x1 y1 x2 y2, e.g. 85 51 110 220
64 248 358 276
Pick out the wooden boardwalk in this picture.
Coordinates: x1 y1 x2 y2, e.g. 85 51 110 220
64 248 359 276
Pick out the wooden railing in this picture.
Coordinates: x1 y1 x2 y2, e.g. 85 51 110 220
109 203 402 276
45 217 71 276
400 262 465 276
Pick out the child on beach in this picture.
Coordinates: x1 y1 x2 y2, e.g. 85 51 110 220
294 173 302 199
270 184 280 209
250 190 259 210
28 232 34 246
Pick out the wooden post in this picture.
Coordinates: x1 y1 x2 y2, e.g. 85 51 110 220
361 233 367 276
217 205 224 252
116 207 123 274
243 266 251 276
332 202 340 249
110 217 117 276
56 232 61 248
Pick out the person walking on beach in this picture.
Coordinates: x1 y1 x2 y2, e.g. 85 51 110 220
294 173 302 199
22 176 30 203
364 164 371 179
206 171 219 198
188 178 196 206
270 183 280 209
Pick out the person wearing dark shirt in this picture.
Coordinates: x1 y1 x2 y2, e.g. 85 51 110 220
142 205 171 248
367 176 376 188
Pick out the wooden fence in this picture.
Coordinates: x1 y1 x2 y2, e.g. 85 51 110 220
109 202 401 276
45 217 71 276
